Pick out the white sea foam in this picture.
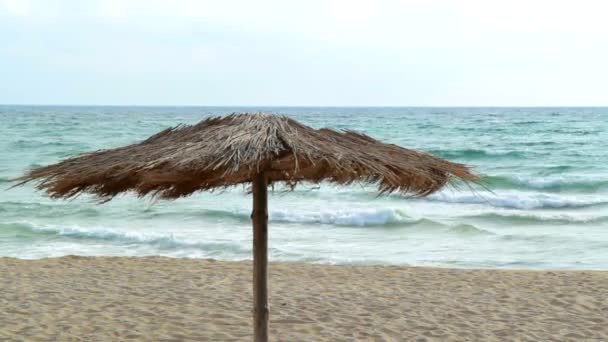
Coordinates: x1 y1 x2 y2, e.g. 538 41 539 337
510 175 608 190
269 208 413 226
172 207 417 226
427 191 607 210
10 222 247 252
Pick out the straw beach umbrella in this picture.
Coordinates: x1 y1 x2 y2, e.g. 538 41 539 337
15 112 477 342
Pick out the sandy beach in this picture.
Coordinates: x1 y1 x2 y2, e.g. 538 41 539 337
0 257 606 341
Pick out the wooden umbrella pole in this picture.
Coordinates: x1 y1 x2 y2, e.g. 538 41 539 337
252 172 269 342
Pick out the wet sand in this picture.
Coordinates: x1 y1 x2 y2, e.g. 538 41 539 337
0 256 606 341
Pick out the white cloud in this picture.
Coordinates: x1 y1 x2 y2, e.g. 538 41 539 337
453 0 608 34
0 0 31 16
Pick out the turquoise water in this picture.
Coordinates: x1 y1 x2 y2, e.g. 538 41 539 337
2 106 607 269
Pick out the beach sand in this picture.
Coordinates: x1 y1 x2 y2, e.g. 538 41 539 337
0 257 606 341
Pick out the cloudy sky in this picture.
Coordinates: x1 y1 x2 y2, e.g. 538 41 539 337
1 0 607 106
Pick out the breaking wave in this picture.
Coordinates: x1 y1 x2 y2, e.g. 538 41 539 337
148 207 417 227
0 222 248 254
429 149 532 160
483 175 608 192
464 213 608 225
426 191 608 210
269 208 414 226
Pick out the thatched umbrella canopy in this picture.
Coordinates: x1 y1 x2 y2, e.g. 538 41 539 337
15 112 477 342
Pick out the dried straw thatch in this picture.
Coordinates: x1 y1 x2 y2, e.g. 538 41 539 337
16 112 477 200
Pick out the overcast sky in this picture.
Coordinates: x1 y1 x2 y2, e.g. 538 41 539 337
1 0 607 106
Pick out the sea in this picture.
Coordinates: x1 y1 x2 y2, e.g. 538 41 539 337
1 106 607 269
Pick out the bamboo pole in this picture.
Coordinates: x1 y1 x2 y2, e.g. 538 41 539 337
252 173 269 342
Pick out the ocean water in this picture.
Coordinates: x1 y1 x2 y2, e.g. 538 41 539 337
1 106 607 269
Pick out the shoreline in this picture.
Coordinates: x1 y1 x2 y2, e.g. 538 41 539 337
1 256 607 340
3 255 608 272
4 254 606 272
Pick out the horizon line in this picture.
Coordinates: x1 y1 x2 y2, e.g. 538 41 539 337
2 104 608 108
